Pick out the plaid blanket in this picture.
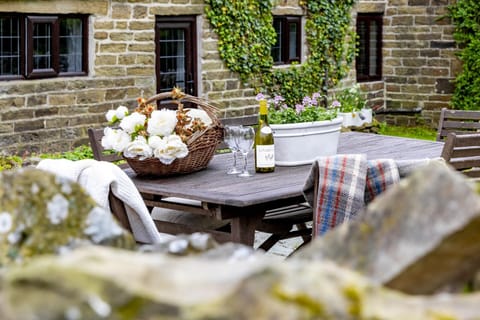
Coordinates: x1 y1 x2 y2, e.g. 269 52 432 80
303 155 430 237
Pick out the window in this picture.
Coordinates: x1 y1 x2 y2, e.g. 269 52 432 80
0 14 88 80
155 16 197 96
272 16 301 65
356 13 382 82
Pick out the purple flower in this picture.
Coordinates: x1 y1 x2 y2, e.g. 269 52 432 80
302 96 312 106
280 104 288 110
255 93 265 101
331 100 341 108
312 92 321 99
295 104 305 113
274 95 285 103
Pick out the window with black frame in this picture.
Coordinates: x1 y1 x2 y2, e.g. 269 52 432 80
272 16 301 65
0 14 88 80
356 13 382 82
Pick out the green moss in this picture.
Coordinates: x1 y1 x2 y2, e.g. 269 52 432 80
428 311 458 320
272 284 328 318
0 155 23 171
342 285 363 318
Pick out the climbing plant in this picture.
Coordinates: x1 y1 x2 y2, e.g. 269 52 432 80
204 0 276 83
205 0 357 107
448 0 480 110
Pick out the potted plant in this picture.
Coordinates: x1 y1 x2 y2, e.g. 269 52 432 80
332 86 372 128
256 92 343 166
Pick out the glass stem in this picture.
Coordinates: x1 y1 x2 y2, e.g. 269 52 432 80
242 153 248 173
232 151 238 168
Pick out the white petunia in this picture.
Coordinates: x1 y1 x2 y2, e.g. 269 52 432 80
46 194 69 225
186 108 212 127
123 136 153 159
152 134 189 165
101 127 131 153
119 112 146 134
0 212 13 234
147 109 177 137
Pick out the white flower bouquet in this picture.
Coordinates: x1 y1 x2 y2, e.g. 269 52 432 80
101 88 222 176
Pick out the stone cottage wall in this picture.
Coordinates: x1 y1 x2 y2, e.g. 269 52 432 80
0 0 254 155
357 0 458 127
0 0 459 155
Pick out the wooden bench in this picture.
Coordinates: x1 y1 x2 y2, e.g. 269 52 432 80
441 132 480 180
436 108 480 141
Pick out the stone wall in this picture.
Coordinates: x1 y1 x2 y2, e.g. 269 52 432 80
0 0 459 154
357 0 458 127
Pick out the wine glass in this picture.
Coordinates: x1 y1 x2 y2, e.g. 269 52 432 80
236 126 255 177
224 125 242 174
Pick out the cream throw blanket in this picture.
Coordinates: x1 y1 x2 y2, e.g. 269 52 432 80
37 159 173 244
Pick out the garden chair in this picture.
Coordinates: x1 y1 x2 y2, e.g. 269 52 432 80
441 132 480 181
303 154 438 237
436 108 480 141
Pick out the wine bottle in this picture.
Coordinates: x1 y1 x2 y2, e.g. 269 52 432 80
255 99 275 173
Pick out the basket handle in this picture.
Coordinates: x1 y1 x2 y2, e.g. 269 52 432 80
144 90 220 124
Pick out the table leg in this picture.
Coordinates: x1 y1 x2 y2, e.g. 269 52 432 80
229 213 263 246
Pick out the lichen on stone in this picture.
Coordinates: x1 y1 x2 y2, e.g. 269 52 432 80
0 168 135 267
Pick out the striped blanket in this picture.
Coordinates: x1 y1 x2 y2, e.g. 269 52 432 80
303 155 435 237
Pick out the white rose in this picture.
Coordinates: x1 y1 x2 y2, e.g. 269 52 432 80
120 112 146 134
105 106 129 123
106 109 116 122
123 136 153 160
148 135 165 150
147 109 177 137
186 108 212 127
152 135 189 165
101 127 131 153
115 106 129 120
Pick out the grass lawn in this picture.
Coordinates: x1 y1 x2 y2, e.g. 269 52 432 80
377 124 437 141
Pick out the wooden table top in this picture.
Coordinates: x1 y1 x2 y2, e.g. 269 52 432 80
127 132 444 209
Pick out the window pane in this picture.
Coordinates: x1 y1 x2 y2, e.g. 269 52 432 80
356 20 368 76
368 21 378 76
158 28 186 93
0 17 20 76
271 19 282 63
60 18 83 72
288 22 297 60
33 22 51 69
356 14 382 81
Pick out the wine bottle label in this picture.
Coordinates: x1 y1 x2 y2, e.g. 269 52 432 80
260 126 272 134
256 145 275 168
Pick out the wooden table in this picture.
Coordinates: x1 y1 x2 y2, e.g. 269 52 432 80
126 132 444 246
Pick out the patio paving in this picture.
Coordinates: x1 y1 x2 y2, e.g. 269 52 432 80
253 231 305 258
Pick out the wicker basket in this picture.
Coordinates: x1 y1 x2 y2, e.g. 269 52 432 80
125 91 223 177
